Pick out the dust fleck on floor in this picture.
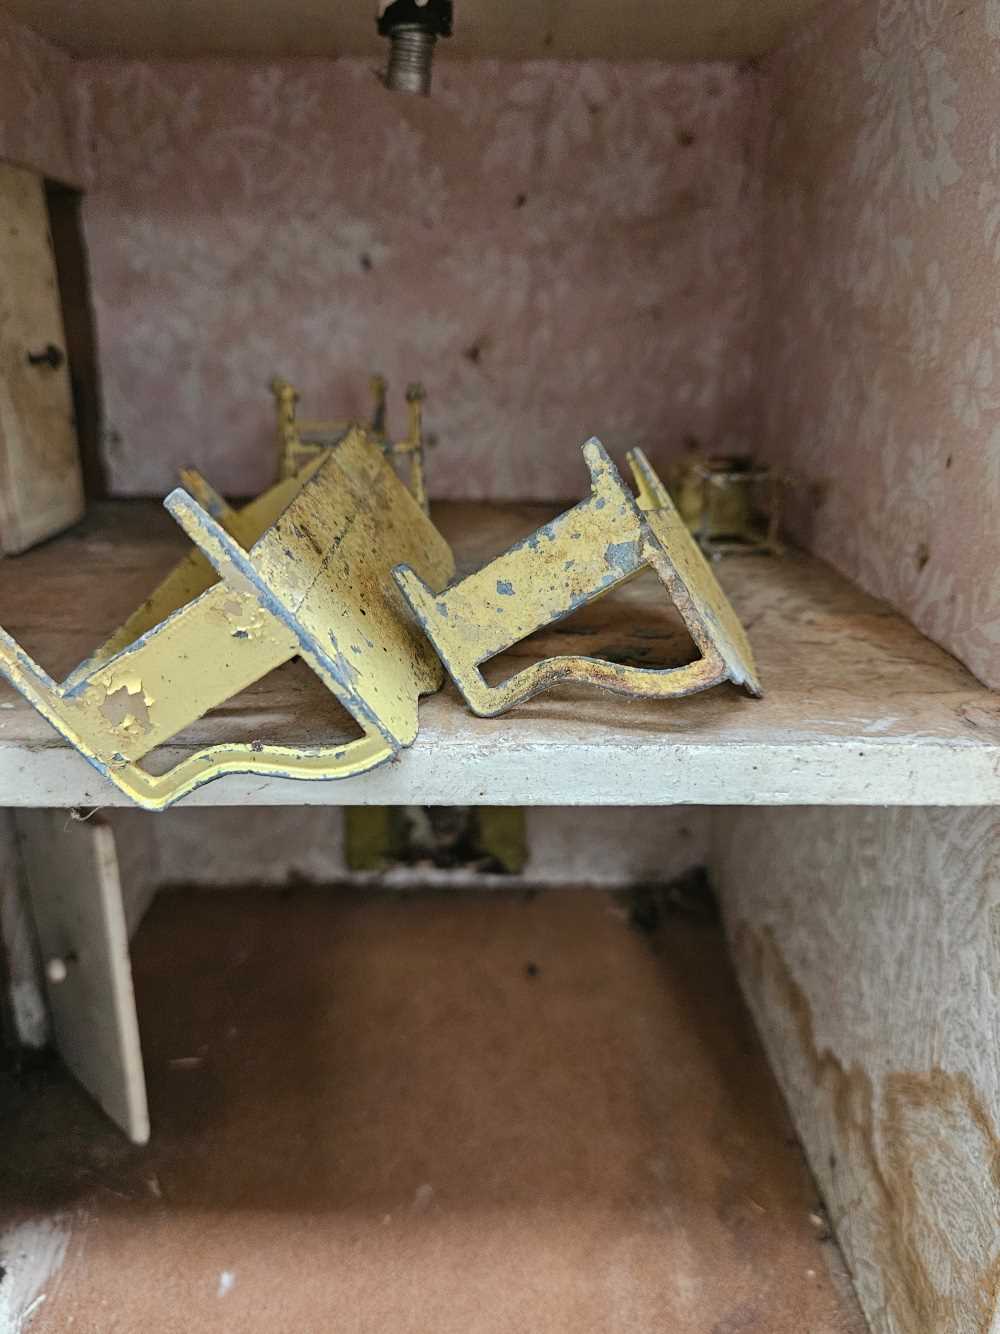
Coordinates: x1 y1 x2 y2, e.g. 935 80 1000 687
0 889 867 1334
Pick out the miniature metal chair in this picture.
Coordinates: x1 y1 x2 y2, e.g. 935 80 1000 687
272 374 429 512
0 428 453 810
66 455 331 684
393 439 761 717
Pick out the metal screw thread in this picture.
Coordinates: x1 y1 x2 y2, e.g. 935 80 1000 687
385 25 437 96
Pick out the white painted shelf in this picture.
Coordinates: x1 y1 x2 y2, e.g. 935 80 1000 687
0 501 997 807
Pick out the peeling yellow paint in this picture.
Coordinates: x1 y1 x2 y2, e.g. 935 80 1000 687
100 681 153 734
394 440 761 716
65 453 329 686
0 427 453 810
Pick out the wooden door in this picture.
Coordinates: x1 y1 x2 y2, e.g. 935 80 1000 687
0 162 84 554
16 810 150 1144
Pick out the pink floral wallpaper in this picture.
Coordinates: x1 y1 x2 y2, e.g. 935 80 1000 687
760 0 1000 688
74 59 766 501
0 11 86 186
2 6 995 685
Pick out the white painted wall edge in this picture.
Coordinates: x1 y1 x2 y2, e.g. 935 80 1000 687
0 739 996 807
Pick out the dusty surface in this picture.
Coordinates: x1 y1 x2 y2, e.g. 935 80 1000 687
0 889 866 1333
0 502 996 808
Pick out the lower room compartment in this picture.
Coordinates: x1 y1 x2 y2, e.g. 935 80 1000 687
0 886 864 1333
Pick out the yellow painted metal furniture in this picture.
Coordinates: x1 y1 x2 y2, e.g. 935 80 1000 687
0 427 453 810
393 439 762 717
668 451 785 558
66 458 331 683
273 374 429 512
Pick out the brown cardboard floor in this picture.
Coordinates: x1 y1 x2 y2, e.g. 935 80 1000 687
0 889 866 1334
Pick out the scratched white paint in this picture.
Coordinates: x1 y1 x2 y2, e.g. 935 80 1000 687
1 737 995 807
7 983 46 1050
0 1218 70 1334
0 810 48 1049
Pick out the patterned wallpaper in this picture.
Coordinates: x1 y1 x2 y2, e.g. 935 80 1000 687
760 0 1000 688
716 805 1000 1334
2 7 997 684
0 10 86 186
74 59 766 501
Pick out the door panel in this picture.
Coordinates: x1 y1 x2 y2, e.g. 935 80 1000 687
0 162 84 553
16 810 149 1144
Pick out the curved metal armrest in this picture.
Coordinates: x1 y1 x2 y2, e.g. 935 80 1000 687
394 439 761 717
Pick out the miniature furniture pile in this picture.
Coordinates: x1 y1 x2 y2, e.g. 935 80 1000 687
0 380 761 809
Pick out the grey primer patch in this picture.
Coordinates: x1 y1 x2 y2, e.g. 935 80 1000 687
496 579 515 596
605 540 640 575
436 602 449 618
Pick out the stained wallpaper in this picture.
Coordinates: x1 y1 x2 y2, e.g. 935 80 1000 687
760 0 1000 688
74 59 766 501
716 805 1000 1334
